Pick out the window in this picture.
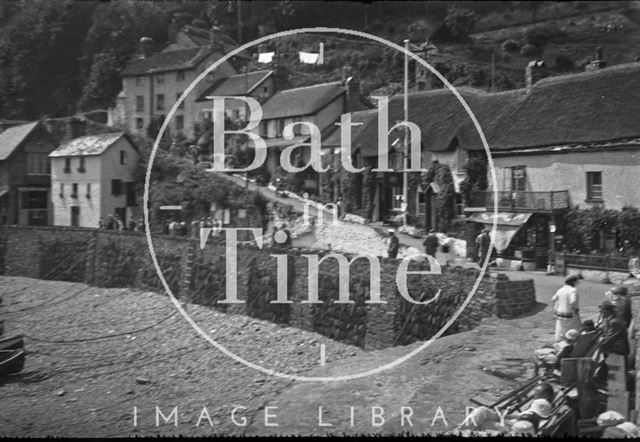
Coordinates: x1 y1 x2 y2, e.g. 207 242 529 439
64 158 71 173
277 119 285 136
71 183 78 198
86 183 91 198
27 153 49 175
21 191 48 209
176 92 184 109
587 172 603 201
417 191 426 216
59 183 64 197
176 115 184 130
156 94 165 111
510 166 526 192
177 71 185 82
136 96 144 112
136 77 143 86
112 179 122 196
136 118 144 130
156 73 164 84
120 151 128 165
78 156 86 173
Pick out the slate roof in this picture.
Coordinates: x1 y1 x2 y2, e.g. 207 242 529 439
489 62 640 150
0 121 40 161
49 132 131 157
353 87 522 157
196 70 273 101
121 45 221 76
261 82 345 120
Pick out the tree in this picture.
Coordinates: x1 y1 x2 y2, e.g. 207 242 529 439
0 0 96 118
431 5 477 42
79 2 169 111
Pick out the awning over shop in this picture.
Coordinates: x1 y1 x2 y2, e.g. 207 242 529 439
467 212 532 252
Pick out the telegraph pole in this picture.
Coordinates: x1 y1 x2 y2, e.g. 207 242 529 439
403 39 409 226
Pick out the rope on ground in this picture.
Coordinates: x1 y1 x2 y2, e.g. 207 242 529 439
22 310 179 344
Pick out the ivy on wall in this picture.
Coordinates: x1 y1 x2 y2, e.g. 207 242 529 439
421 160 456 231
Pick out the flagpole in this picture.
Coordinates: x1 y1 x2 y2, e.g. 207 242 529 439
403 39 409 227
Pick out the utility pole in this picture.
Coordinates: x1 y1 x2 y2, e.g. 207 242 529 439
237 0 242 44
491 52 495 92
403 39 409 226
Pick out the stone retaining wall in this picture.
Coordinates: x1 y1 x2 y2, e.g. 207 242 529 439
0 225 537 350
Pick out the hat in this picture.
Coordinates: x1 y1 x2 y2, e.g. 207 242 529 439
599 300 615 313
565 329 579 341
511 420 535 435
528 398 552 419
597 410 626 427
616 422 640 437
612 286 628 296
565 274 582 285
581 319 595 331
388 229 396 233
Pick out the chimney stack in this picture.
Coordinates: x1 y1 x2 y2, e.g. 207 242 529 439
210 26 224 51
525 60 547 92
139 37 153 59
585 46 607 71
66 118 86 141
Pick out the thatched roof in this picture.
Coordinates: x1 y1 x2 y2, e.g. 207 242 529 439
490 62 640 151
353 87 521 157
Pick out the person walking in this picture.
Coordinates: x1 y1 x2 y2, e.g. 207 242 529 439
387 229 399 259
475 228 490 265
423 229 439 258
551 274 582 342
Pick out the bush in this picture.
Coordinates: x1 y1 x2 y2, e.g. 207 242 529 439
555 54 575 72
431 5 476 42
502 39 519 53
525 24 564 49
520 43 539 57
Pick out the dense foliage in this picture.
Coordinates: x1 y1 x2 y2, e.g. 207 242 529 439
563 205 640 254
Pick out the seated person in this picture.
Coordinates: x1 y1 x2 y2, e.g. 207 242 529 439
598 301 630 358
535 330 578 371
606 286 632 329
555 329 578 368
569 320 600 358
459 383 554 433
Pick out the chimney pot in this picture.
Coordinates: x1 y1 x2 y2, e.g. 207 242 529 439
139 37 153 59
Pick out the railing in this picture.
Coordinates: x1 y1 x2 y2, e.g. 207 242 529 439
563 253 630 273
469 190 570 212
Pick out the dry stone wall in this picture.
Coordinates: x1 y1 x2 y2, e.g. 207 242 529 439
0 225 536 350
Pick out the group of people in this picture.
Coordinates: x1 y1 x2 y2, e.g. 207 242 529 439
163 218 223 237
98 215 145 233
550 274 631 367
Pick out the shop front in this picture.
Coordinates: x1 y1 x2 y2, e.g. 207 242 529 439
468 211 553 270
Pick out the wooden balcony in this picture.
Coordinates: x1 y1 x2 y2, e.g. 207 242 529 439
468 190 570 213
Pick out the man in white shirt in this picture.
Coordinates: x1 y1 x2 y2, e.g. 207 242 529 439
551 274 582 342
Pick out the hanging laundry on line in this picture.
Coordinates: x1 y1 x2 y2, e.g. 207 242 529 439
258 52 275 63
299 51 319 64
